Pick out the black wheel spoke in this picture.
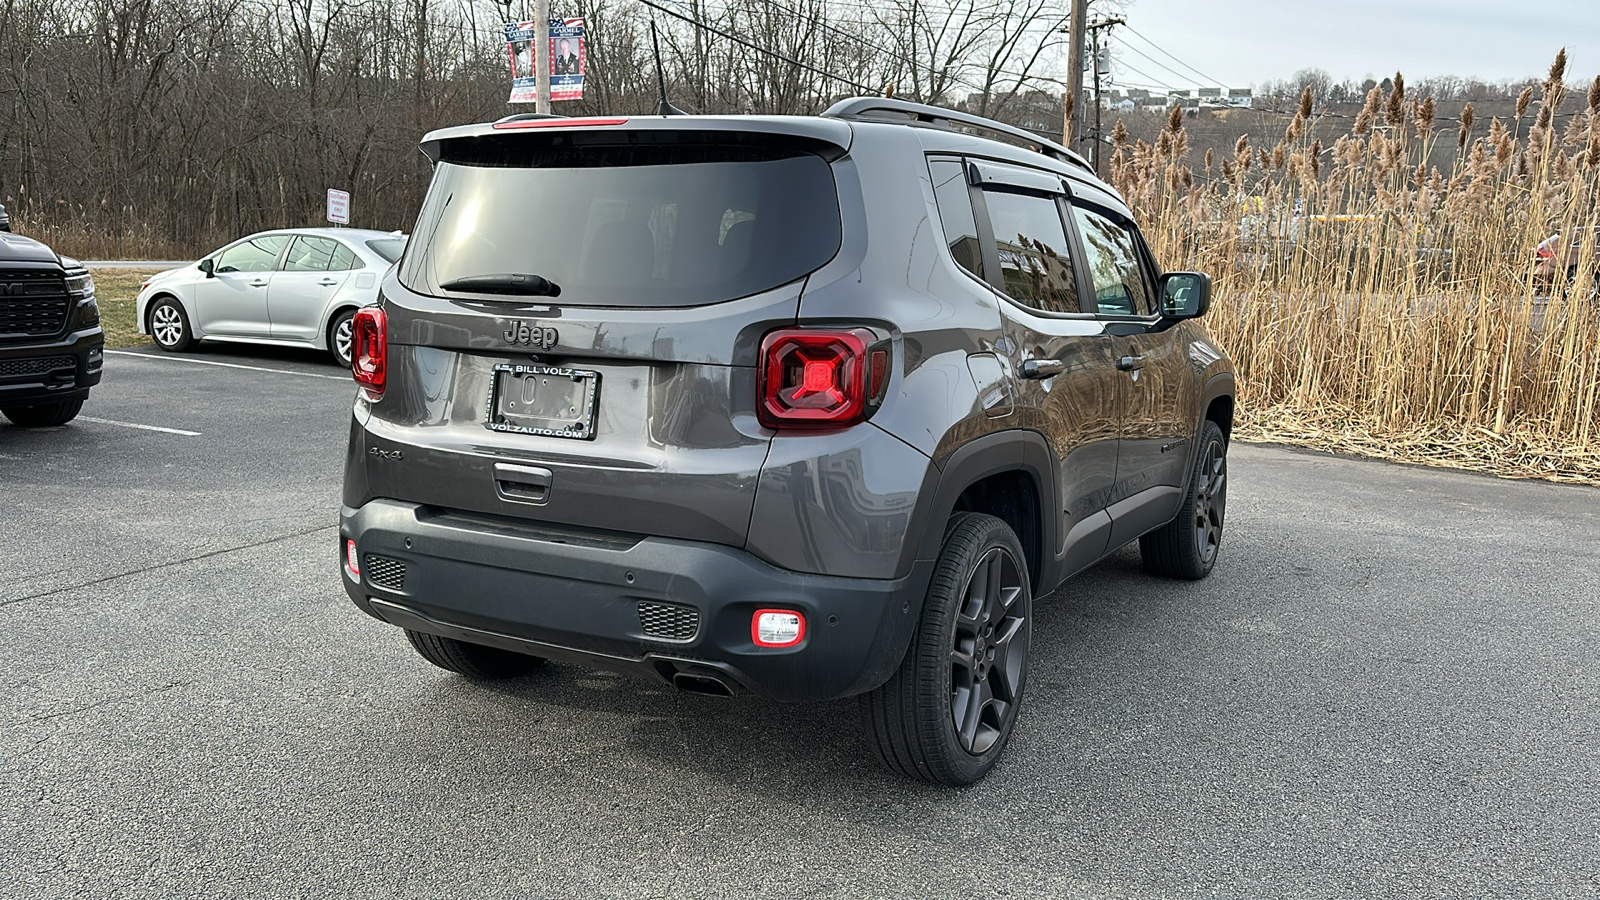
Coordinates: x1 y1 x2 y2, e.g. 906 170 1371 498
949 542 1027 756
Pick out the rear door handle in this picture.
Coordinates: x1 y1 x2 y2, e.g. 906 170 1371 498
317 278 339 287
493 462 553 505
1019 359 1065 379
1117 355 1145 371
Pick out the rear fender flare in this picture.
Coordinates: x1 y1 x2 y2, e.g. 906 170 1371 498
900 429 1060 592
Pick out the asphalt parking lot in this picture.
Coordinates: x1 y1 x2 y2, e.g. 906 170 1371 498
3 345 1599 898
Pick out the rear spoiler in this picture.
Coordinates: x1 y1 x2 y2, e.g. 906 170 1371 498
419 115 853 164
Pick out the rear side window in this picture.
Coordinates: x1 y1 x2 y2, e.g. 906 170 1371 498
283 236 338 272
982 190 1078 314
402 148 841 308
215 235 288 273
929 160 984 281
329 244 359 271
1071 206 1156 316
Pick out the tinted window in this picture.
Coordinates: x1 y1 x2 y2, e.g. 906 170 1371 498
929 159 984 280
982 190 1077 313
402 149 841 308
215 235 288 273
1072 206 1155 316
283 236 339 272
365 237 406 264
329 244 359 271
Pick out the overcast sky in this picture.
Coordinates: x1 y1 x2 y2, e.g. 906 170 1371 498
1111 0 1599 91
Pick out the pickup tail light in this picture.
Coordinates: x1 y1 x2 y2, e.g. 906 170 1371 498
758 327 890 430
351 306 387 401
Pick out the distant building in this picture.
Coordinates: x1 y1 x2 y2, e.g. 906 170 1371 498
1225 88 1253 108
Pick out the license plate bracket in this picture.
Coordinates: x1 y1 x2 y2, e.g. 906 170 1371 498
485 364 600 440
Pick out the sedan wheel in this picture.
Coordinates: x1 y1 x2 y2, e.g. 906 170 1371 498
329 309 356 368
149 298 196 352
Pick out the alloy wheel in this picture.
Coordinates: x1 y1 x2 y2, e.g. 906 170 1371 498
949 546 1027 755
334 316 354 366
152 304 184 347
1193 438 1227 567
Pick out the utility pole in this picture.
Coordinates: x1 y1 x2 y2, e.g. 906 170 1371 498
535 0 552 114
1086 16 1124 174
1065 0 1087 152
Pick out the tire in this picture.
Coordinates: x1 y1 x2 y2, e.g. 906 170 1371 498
1141 419 1228 580
404 629 545 679
860 512 1032 786
327 308 356 369
2 398 84 427
148 296 196 352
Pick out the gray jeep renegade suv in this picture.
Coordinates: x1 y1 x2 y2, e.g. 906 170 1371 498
340 99 1235 785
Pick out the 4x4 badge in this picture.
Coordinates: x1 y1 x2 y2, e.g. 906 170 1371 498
504 322 559 349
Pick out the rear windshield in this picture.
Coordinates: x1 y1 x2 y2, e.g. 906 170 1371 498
399 147 841 307
366 237 407 263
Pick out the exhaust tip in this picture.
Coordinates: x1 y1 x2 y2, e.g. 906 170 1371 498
672 672 735 698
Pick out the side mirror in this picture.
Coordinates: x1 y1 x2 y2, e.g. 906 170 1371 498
1159 271 1211 320
198 258 215 278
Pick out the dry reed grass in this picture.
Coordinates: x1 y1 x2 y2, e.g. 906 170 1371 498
1114 51 1600 485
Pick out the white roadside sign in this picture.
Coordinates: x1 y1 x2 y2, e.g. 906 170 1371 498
326 189 350 225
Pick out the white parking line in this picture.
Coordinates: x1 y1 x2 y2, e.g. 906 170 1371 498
78 416 202 436
105 349 350 381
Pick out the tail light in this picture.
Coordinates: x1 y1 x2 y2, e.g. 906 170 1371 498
351 306 387 401
758 327 890 430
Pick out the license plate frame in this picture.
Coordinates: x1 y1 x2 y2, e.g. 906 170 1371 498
484 363 600 441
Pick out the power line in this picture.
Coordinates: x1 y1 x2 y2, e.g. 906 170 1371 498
637 0 875 92
1120 25 1230 92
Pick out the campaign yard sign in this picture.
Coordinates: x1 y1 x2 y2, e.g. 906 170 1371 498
505 19 585 103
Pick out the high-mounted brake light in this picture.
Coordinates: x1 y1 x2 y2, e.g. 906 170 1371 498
491 116 629 130
351 306 387 401
758 328 889 430
752 609 806 648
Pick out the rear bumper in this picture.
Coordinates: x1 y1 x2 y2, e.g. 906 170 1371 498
0 326 103 407
340 499 934 702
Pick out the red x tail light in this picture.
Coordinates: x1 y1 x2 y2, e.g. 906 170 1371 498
758 327 890 430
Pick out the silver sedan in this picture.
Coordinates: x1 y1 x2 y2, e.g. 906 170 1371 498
136 228 406 367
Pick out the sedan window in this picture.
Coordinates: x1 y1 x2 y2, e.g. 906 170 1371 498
328 244 358 271
214 235 289 273
284 236 340 272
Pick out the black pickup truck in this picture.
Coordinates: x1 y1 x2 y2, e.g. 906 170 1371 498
0 231 103 426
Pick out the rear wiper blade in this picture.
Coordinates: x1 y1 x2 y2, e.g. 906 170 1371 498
438 273 561 297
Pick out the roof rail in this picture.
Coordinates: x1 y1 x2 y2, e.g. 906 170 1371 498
821 97 1094 174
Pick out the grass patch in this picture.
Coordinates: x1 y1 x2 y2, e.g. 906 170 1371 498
91 268 163 349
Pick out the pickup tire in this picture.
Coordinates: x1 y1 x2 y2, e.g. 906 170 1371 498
2 398 84 427
404 630 546 679
1141 419 1227 579
860 512 1032 786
